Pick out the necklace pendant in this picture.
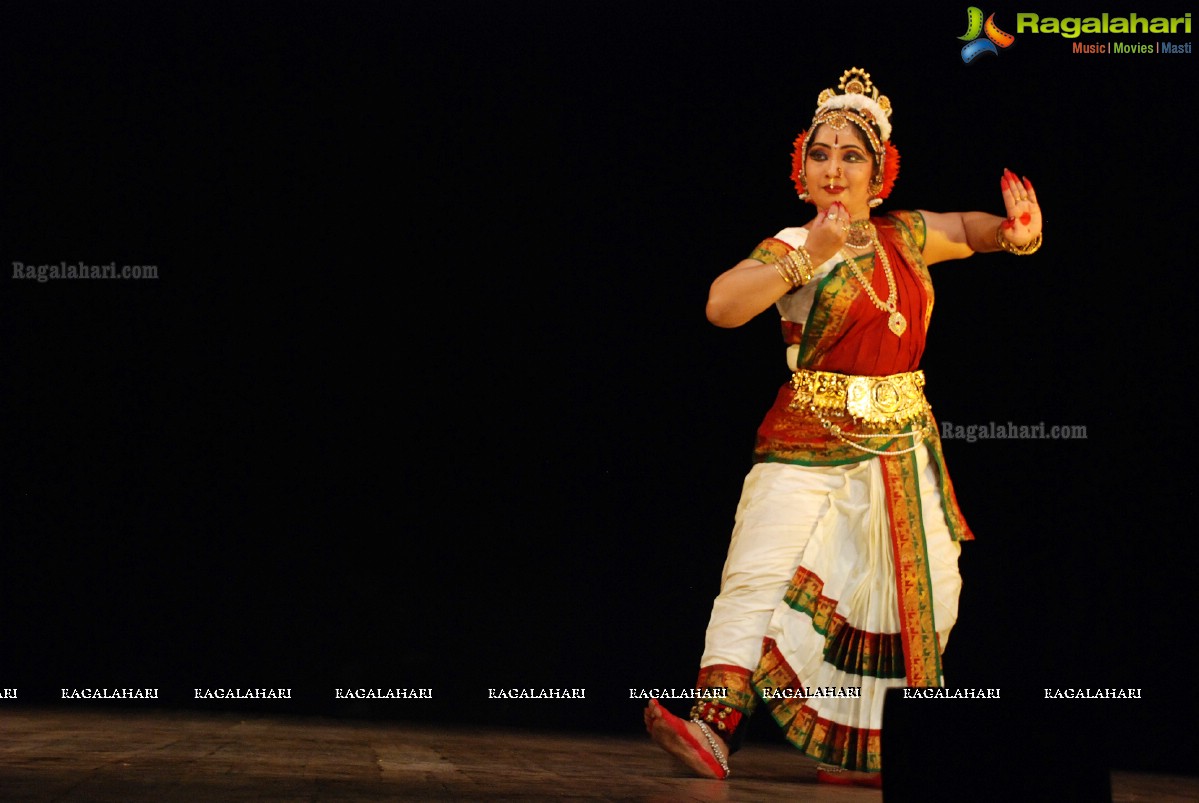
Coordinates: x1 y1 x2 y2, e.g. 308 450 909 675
888 311 907 336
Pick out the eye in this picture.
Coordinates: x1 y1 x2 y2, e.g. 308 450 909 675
809 150 828 161
844 151 867 162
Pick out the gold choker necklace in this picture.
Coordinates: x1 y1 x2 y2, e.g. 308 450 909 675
839 224 906 336
845 219 873 249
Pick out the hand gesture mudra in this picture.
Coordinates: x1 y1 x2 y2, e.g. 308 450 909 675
998 168 1042 251
805 201 852 258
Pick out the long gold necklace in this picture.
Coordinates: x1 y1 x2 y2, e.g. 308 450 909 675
839 224 906 336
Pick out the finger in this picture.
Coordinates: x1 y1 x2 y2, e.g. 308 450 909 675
829 202 847 220
1000 173 1018 216
1008 168 1029 203
835 205 850 241
1003 168 1020 203
1023 176 1039 206
1005 169 1019 200
836 204 852 234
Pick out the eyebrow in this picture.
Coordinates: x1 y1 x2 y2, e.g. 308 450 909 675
810 140 867 151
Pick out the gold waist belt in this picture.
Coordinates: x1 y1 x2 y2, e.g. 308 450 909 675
787 367 929 428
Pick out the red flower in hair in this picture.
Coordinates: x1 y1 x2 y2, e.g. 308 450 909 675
878 144 900 199
790 130 809 195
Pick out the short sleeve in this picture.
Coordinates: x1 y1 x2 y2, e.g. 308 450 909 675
747 237 794 264
886 210 927 252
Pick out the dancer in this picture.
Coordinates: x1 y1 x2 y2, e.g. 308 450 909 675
644 66 1042 787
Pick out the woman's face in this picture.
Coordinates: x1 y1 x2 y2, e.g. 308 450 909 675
805 123 875 217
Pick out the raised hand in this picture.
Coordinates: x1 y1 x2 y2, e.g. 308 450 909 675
999 168 1042 247
806 202 851 260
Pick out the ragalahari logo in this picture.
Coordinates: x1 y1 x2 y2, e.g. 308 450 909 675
959 7 1016 62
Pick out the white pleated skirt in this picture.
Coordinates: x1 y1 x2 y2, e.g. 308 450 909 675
699 443 963 767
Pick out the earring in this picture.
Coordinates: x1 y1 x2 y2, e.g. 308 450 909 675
868 175 884 207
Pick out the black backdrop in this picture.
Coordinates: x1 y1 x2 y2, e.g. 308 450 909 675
3 0 1196 777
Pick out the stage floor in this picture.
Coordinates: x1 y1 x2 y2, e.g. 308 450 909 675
0 709 1194 801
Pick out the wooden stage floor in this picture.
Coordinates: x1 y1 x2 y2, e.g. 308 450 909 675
0 709 1194 801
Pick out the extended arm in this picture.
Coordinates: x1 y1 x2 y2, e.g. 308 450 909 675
922 169 1043 265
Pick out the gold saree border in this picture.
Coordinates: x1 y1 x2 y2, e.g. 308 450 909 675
695 664 758 715
783 566 906 679
753 639 883 773
879 451 944 687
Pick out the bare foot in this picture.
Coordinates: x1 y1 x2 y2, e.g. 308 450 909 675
644 698 730 779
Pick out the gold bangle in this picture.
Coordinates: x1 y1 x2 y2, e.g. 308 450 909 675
995 227 1042 255
772 246 817 290
791 246 814 283
778 253 800 287
773 262 798 288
